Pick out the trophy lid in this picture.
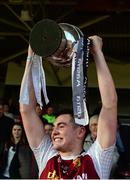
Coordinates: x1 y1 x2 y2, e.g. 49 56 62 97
29 19 84 59
29 19 63 58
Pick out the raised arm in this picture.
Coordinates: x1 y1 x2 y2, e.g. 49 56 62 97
89 36 117 149
19 45 46 148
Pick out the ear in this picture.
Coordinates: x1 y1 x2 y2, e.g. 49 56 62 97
77 126 86 139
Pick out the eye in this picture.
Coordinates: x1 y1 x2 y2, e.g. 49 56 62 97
59 124 65 128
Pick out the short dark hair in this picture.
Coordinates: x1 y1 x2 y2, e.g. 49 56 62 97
55 108 79 127
55 108 74 118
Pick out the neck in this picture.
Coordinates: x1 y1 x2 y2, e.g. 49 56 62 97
14 137 20 144
59 148 84 158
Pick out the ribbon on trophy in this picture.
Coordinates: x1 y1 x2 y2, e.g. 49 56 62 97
72 38 90 126
19 54 49 108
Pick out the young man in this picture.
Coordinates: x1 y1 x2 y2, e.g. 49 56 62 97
19 36 117 179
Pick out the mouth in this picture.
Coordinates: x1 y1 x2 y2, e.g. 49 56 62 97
53 137 62 142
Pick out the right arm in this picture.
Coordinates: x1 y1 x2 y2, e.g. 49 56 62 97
20 45 46 148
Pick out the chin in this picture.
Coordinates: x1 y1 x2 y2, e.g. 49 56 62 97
53 144 60 150
53 144 63 151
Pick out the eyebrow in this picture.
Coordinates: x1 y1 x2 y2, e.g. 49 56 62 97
91 123 98 125
13 128 22 130
54 122 67 127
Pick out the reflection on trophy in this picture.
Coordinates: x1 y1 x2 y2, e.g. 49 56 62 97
29 19 84 67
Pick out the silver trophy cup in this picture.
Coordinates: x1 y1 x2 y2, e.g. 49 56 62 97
29 19 84 67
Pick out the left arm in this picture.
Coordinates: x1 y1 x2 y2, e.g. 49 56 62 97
89 36 117 149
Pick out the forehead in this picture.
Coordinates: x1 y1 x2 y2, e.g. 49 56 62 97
54 114 72 126
13 125 22 130
90 118 98 126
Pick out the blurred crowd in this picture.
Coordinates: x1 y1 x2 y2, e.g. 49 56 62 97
0 99 129 179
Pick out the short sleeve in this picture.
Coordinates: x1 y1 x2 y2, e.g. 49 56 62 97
31 135 57 176
87 139 115 179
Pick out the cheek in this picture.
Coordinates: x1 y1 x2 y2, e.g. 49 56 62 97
64 129 75 141
19 131 22 136
94 126 97 131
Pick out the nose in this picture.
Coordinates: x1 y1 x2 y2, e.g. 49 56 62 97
52 126 59 136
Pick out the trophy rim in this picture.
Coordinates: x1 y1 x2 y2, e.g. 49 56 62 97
59 23 84 43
